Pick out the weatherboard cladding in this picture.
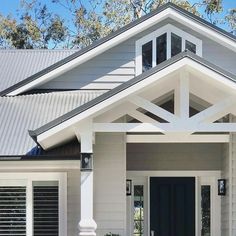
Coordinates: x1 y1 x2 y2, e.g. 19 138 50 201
0 49 78 92
29 51 236 140
0 91 105 155
1 2 236 96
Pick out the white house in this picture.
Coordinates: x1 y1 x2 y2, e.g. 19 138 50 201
0 3 236 236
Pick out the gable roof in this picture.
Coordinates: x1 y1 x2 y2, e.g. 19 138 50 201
0 49 78 93
0 90 105 155
1 2 236 97
29 50 236 149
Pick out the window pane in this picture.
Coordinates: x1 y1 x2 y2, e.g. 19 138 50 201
33 181 59 236
142 41 152 72
156 33 167 64
201 185 211 236
133 185 144 236
0 186 26 236
171 33 182 57
186 40 196 54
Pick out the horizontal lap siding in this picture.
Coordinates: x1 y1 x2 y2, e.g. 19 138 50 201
94 133 126 236
221 143 230 236
231 123 236 235
39 44 135 90
127 143 222 170
67 170 80 236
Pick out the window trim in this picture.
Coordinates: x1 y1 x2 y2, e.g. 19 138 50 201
0 172 67 236
135 24 202 75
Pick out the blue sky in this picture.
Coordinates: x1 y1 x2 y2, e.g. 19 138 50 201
0 0 235 32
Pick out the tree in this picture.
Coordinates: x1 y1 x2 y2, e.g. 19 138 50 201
0 0 232 49
0 0 67 49
226 8 236 35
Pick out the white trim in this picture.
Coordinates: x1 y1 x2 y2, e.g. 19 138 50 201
127 171 221 236
0 160 80 170
129 95 179 123
135 24 202 75
126 134 230 143
6 8 236 96
0 172 67 236
93 122 236 133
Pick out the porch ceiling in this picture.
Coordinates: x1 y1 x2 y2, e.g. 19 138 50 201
29 52 236 150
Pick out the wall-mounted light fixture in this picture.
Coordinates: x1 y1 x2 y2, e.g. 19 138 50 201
218 179 226 196
81 153 93 171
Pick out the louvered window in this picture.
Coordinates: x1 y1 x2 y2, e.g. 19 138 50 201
33 182 59 236
0 173 67 236
0 186 26 236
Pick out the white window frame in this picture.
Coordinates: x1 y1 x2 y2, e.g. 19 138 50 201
135 24 202 75
0 172 67 236
127 171 221 236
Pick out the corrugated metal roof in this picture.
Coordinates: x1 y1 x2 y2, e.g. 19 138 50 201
0 90 105 155
0 49 78 92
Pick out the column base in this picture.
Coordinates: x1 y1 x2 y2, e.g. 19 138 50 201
78 219 97 236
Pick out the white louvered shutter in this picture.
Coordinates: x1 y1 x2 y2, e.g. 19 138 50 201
0 186 26 236
33 185 59 236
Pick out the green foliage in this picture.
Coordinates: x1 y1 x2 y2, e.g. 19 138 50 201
0 0 234 49
226 8 236 35
104 233 119 236
0 0 67 48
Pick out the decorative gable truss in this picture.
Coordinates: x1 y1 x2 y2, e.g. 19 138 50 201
93 68 236 143
31 53 236 150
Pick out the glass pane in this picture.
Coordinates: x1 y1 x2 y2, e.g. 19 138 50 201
142 41 152 72
156 33 167 64
171 33 182 57
133 185 144 236
33 181 59 236
201 185 211 236
186 40 196 54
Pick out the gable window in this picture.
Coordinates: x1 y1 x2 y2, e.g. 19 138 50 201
136 24 202 75
0 173 67 236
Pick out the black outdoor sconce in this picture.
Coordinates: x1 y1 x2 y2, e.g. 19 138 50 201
80 153 93 171
218 179 226 196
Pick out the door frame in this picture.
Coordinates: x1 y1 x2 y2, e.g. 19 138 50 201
126 171 221 236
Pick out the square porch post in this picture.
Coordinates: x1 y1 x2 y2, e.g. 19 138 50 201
77 127 97 236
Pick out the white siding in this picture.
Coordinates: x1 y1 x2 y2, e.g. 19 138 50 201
230 117 236 236
94 133 126 236
221 143 230 236
38 19 236 91
127 143 222 171
67 170 80 236
39 43 135 90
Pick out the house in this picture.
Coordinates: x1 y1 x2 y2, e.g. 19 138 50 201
0 2 236 236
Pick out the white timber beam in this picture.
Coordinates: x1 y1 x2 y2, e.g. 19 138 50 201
75 121 97 236
190 96 236 124
128 110 158 123
129 95 179 123
93 122 236 133
175 70 189 119
127 134 230 143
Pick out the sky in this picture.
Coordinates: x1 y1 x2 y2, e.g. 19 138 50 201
0 0 235 32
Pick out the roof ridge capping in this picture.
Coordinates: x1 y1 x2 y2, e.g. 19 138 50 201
28 50 236 143
1 2 236 97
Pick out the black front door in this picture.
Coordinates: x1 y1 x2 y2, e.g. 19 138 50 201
150 177 195 236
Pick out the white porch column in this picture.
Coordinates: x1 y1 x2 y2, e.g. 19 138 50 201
76 122 97 236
